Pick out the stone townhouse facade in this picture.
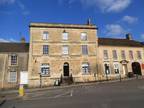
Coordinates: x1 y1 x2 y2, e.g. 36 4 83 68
28 23 98 87
0 40 29 89
0 22 144 89
97 35 144 80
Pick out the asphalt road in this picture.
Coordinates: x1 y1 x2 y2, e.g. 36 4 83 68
1 79 144 108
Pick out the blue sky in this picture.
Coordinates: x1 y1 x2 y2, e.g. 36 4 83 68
0 0 144 42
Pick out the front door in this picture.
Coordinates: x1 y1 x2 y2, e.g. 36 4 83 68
132 62 142 75
63 62 69 76
122 64 128 75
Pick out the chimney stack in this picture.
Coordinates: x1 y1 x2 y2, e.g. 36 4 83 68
126 33 132 40
87 18 92 25
21 37 26 43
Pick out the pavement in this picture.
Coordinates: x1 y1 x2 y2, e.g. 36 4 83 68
0 76 144 108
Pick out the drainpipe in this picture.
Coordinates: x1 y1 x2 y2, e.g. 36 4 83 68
1 55 7 89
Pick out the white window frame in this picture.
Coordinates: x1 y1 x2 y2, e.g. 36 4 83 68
103 50 108 60
43 45 49 55
82 45 88 55
113 63 120 74
62 45 69 55
8 71 17 83
82 63 90 74
62 32 68 40
81 32 87 41
11 54 17 65
112 50 118 60
40 64 50 76
103 62 111 75
43 31 49 40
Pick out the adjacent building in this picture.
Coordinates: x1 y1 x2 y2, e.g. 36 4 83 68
0 40 29 89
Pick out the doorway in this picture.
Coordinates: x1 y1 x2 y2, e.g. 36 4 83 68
63 62 69 76
122 64 128 75
132 62 142 75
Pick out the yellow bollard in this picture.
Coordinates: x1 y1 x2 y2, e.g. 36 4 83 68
19 84 24 97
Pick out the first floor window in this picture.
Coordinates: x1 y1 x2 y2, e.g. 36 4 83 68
81 33 87 41
103 50 108 60
137 51 142 60
8 71 17 83
113 63 120 74
104 63 110 75
82 45 88 55
11 54 17 65
82 63 90 74
41 64 50 75
62 45 69 55
62 32 68 40
43 45 49 54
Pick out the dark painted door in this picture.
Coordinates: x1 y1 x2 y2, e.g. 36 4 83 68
132 62 142 75
63 63 69 76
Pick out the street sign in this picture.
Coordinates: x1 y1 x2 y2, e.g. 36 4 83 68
20 71 28 84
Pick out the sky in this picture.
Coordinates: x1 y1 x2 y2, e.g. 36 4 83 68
0 0 144 42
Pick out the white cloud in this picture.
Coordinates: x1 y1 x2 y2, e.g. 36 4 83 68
141 34 144 39
0 0 15 5
105 24 126 36
0 38 18 43
58 0 132 13
122 15 138 24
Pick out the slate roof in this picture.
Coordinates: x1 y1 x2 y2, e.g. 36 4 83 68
0 43 29 52
98 38 144 47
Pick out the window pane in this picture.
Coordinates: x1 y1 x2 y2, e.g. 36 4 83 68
82 63 89 74
9 71 17 82
129 50 134 60
81 33 87 41
43 45 49 54
11 55 17 65
43 32 49 40
103 50 108 60
62 46 69 55
41 64 50 75
62 33 68 40
82 45 88 55
121 50 126 60
104 64 110 74
112 50 117 60
114 63 120 74
137 51 142 59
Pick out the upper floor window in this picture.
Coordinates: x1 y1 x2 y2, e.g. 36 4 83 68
62 32 68 40
41 64 50 76
82 63 90 74
129 50 134 60
81 33 87 41
121 50 126 60
43 45 49 55
137 51 142 59
112 50 118 60
62 45 69 55
43 31 49 40
82 45 88 55
11 54 17 65
8 71 17 83
103 50 108 60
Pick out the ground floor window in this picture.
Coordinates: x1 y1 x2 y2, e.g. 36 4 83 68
113 63 120 74
41 64 50 76
104 63 110 75
8 71 17 83
82 63 90 74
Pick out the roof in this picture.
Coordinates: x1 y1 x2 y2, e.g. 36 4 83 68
98 38 144 47
29 22 97 30
0 43 29 53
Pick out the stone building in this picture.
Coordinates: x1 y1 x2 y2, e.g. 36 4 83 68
0 41 29 89
98 34 144 80
0 21 144 89
28 22 98 87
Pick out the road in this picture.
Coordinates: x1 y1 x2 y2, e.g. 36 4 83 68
1 79 144 108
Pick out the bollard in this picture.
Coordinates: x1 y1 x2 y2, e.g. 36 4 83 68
19 84 24 97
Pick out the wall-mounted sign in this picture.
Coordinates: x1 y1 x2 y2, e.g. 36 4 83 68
20 71 28 84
